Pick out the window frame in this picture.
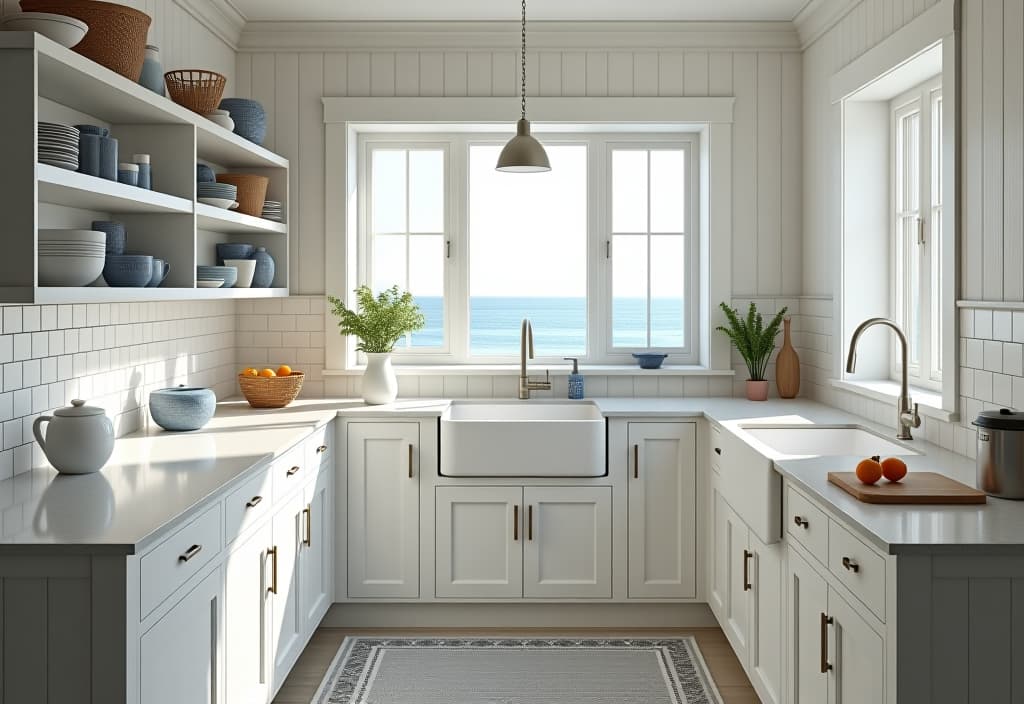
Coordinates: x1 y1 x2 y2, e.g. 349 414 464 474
356 131 701 366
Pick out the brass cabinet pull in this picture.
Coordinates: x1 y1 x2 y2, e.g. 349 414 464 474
742 549 753 591
842 556 860 573
794 515 809 529
513 505 519 541
316 444 328 454
303 505 312 547
178 544 202 562
820 612 834 673
246 496 263 508
633 444 639 479
528 505 533 541
286 465 300 477
408 444 414 478
268 546 278 594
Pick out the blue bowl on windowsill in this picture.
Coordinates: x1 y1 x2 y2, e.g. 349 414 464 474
632 353 669 370
149 386 217 431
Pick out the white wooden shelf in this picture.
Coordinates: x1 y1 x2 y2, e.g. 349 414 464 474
34 287 290 304
37 164 193 214
195 203 287 234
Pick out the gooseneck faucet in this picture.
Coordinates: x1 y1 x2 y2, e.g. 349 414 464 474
519 318 552 400
845 317 921 440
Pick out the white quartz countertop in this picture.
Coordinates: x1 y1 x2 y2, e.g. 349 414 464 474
2 395 1020 555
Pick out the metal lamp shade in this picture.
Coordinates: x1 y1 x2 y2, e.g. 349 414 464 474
496 118 550 172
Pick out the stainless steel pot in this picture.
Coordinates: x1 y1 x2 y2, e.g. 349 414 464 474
974 408 1024 499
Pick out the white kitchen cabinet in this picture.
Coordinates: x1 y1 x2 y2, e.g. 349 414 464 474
301 464 334 634
626 422 697 598
749 531 784 704
140 567 223 704
523 486 612 598
788 547 830 704
828 584 886 704
715 492 751 659
225 522 273 704
270 491 306 686
435 486 523 598
347 422 420 598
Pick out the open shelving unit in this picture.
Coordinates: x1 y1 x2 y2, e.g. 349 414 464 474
0 32 290 303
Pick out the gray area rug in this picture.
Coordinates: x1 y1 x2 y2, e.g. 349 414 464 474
313 637 724 704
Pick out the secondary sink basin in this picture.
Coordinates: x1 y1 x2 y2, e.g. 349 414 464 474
440 401 606 477
740 425 919 459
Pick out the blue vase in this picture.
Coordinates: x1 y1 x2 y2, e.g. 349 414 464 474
99 136 118 181
251 247 275 288
149 386 216 431
139 46 165 96
219 98 267 145
77 133 101 177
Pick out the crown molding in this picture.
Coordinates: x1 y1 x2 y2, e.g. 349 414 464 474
174 0 246 50
793 0 859 49
237 20 801 52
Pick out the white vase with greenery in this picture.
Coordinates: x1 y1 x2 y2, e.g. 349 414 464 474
716 301 788 401
328 285 426 405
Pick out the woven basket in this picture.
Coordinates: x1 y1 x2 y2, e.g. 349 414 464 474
21 0 151 81
238 372 304 409
216 173 270 218
165 70 227 114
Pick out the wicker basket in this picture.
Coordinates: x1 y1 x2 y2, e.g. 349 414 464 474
238 372 304 409
164 70 227 115
21 0 151 81
216 173 270 218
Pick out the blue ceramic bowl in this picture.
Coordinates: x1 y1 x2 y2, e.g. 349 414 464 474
216 242 254 265
197 265 238 288
196 163 216 183
104 255 152 287
149 386 216 431
632 353 669 370
219 98 267 145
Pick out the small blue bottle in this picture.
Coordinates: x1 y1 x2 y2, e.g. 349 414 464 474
564 357 584 400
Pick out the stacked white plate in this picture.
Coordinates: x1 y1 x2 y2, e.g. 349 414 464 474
38 229 105 286
262 199 283 221
38 122 80 171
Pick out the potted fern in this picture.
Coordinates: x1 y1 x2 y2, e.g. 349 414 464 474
327 285 425 405
716 302 788 401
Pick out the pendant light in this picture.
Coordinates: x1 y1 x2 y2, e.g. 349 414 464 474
496 0 550 172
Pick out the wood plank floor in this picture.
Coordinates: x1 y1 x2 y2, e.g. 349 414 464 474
272 627 759 703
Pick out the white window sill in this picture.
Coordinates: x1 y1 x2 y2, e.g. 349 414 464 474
830 378 958 423
324 364 736 377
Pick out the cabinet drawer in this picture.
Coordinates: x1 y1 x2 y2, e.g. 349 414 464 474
271 444 306 499
306 423 333 472
140 503 222 618
224 465 273 545
785 486 828 564
828 520 886 621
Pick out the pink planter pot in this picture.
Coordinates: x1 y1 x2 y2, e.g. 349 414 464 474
746 380 769 401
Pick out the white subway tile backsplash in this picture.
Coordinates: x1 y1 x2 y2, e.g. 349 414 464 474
994 310 1013 341
975 309 993 339
993 373 1013 406
1004 343 1024 377
984 340 1003 372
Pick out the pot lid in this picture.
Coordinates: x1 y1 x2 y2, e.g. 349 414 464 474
53 399 105 418
973 408 1024 430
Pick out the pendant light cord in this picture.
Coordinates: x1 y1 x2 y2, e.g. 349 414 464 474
520 0 527 120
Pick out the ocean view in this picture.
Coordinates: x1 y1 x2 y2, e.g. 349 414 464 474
407 297 685 354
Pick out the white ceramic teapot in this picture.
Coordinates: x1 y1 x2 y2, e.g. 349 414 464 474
33 399 115 474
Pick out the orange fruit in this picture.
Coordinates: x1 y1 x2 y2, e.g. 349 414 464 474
259 368 276 378
241 367 258 377
277 364 292 377
855 455 883 485
881 457 908 482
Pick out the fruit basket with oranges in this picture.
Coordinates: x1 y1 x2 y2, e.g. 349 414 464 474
238 365 304 408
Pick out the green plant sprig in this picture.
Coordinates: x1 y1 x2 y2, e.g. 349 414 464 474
327 285 426 354
715 302 788 381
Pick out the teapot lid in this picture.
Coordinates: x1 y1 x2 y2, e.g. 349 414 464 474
54 399 105 418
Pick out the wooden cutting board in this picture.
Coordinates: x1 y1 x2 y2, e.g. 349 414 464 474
827 471 987 504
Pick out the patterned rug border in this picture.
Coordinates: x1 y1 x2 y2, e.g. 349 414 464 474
311 636 724 704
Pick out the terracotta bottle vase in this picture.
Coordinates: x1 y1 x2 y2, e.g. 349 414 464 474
776 316 800 398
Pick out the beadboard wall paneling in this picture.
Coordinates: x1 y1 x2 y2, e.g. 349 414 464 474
235 45 803 298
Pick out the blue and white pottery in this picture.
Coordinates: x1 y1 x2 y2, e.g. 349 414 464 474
104 255 152 287
251 246 275 288
216 242 254 265
134 154 151 190
139 45 165 96
118 163 139 186
91 221 125 256
149 385 216 431
147 259 169 287
197 265 237 288
218 98 267 145
196 163 216 183
77 133 101 177
99 136 118 181
632 352 669 370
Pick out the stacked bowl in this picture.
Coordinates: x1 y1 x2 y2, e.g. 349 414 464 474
197 181 237 210
261 200 283 222
38 229 105 286
38 122 80 170
196 265 237 289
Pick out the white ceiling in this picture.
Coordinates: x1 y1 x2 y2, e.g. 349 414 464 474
228 0 810 23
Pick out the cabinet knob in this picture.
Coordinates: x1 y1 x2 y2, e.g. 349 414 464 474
842 556 860 573
246 495 263 508
714 447 722 455
286 465 300 477
793 515 809 529
316 444 328 454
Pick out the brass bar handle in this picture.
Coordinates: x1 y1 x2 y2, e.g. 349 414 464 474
794 515 809 529
513 505 519 541
268 546 278 595
408 443 414 478
178 544 202 562
316 444 328 454
842 556 860 573
303 505 312 547
528 505 533 541
742 549 752 591
633 444 639 479
286 465 300 477
820 612 834 673
246 496 263 508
